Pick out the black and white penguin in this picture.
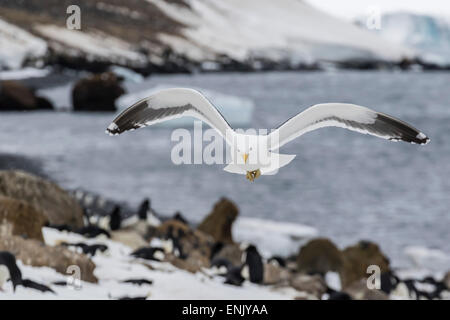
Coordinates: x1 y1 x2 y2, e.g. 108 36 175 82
122 279 153 286
137 198 150 220
75 225 111 238
224 266 245 286
0 251 54 294
131 247 165 261
109 205 122 231
21 279 55 294
210 257 233 276
268 256 286 268
0 251 22 291
62 242 108 256
241 244 264 284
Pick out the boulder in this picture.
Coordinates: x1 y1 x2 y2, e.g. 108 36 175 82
0 170 84 228
0 196 47 241
263 263 291 285
289 273 327 298
212 243 243 267
72 72 125 111
0 235 97 283
156 219 214 259
0 80 53 111
344 279 389 300
197 198 238 244
296 238 344 275
340 240 390 288
443 271 450 289
165 250 210 273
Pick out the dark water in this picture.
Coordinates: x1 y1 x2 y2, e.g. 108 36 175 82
1 71 448 267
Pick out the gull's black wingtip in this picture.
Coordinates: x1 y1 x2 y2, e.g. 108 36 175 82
105 122 120 136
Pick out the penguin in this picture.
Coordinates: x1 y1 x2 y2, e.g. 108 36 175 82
75 225 111 238
241 244 264 284
0 251 22 291
325 289 352 300
122 279 153 286
21 279 55 293
0 251 54 294
137 198 150 220
224 266 245 286
131 247 165 261
210 257 233 276
380 271 400 294
268 256 286 268
109 205 122 231
62 242 108 256
173 212 188 225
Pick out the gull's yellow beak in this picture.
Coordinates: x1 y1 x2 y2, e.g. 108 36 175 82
243 153 249 164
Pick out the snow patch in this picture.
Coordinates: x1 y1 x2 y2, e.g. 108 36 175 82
0 19 48 70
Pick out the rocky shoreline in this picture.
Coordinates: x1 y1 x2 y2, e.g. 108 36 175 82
0 169 449 300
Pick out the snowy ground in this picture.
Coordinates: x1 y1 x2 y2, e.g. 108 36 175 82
0 225 303 300
0 19 47 70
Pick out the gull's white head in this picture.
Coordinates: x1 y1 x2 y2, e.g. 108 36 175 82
231 133 268 166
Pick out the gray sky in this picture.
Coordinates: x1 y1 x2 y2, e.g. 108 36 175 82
306 0 450 20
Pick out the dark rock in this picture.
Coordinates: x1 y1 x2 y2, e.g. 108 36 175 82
0 80 35 111
35 96 54 110
296 238 344 275
0 235 97 283
0 170 84 228
340 240 390 289
0 196 47 241
0 81 53 111
197 198 238 244
71 72 125 111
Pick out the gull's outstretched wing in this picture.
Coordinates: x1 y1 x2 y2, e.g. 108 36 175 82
268 103 429 150
106 88 234 144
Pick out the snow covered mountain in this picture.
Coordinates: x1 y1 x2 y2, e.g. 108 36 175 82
356 12 450 66
0 0 414 71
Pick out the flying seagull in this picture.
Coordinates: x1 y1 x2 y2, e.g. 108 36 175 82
106 88 429 181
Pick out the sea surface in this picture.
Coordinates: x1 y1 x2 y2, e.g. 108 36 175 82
1 70 449 268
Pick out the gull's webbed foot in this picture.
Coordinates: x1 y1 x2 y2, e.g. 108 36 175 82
246 169 261 182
